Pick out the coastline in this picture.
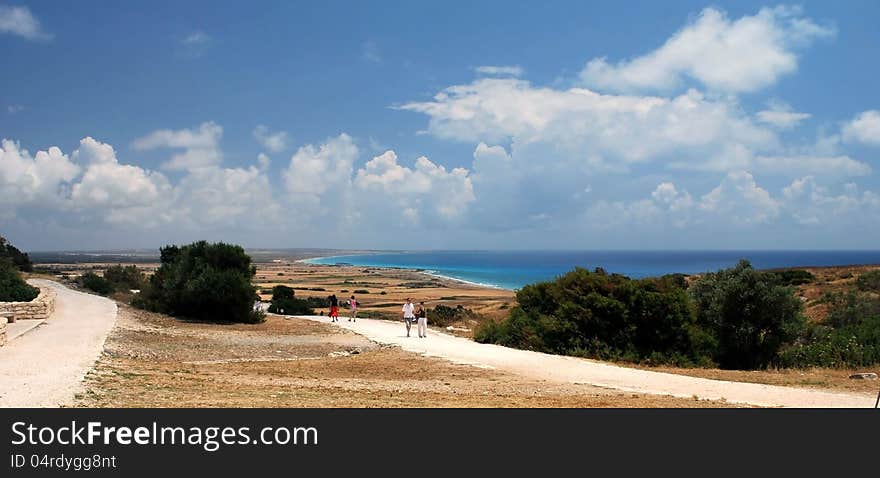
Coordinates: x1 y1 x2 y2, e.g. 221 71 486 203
300 254 512 291
298 250 880 293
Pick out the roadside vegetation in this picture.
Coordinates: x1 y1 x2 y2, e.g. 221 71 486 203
476 260 880 370
0 258 39 302
267 285 318 315
77 264 147 297
0 236 39 302
132 241 264 323
0 235 33 272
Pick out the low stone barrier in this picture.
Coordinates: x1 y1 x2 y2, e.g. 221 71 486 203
0 317 7 346
0 287 56 322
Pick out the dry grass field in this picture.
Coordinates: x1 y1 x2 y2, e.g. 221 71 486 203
76 306 737 408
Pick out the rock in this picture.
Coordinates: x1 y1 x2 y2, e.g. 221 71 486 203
849 373 878 380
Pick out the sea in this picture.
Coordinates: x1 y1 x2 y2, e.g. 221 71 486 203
304 250 880 291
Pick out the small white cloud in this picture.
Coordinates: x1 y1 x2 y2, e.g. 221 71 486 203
132 122 223 171
757 101 811 129
362 40 381 63
0 5 52 41
178 30 212 58
257 153 270 171
7 105 24 114
182 31 210 45
753 155 871 177
842 110 880 146
253 125 289 153
474 65 524 77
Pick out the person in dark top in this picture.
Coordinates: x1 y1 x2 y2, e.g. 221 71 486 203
328 294 339 322
416 302 428 338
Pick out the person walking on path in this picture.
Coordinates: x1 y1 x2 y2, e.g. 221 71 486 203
348 295 358 322
328 294 340 322
402 298 415 337
416 301 428 338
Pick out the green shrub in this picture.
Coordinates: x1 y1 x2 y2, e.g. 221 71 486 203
79 272 115 295
856 270 880 292
103 264 146 290
690 260 805 369
0 236 32 272
767 269 814 286
133 241 262 323
428 304 481 327
0 259 39 301
379 291 387 295
475 267 704 365
779 291 880 367
267 285 315 315
353 289 369 294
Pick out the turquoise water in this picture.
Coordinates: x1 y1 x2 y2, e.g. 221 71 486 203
305 250 880 290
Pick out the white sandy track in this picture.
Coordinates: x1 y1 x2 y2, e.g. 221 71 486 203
299 315 876 408
0 280 118 407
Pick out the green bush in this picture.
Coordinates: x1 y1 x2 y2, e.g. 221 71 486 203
353 289 369 294
690 260 805 369
475 267 705 365
267 285 315 315
0 236 33 272
429 304 481 327
103 264 146 290
779 291 880 367
0 259 39 302
767 269 814 286
856 270 880 292
132 241 262 323
79 272 115 295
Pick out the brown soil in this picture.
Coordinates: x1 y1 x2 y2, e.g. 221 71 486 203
253 262 515 324
637 365 880 395
76 306 738 408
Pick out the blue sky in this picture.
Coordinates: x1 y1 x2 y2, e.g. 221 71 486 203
1 1 879 251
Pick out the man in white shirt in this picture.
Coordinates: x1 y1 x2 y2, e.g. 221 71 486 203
402 298 415 338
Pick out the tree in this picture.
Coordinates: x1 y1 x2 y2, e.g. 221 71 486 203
267 285 315 315
0 236 33 272
690 260 805 369
134 241 262 323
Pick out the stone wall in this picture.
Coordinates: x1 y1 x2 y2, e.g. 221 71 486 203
0 287 56 322
0 317 7 346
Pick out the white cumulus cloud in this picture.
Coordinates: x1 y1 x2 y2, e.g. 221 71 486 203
842 110 880 146
253 125 289 153
579 6 833 94
0 5 51 41
132 121 223 171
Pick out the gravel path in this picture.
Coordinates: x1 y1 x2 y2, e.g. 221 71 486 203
301 315 876 408
0 280 117 407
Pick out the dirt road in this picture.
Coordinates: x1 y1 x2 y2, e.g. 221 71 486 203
303 315 876 408
0 280 117 407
